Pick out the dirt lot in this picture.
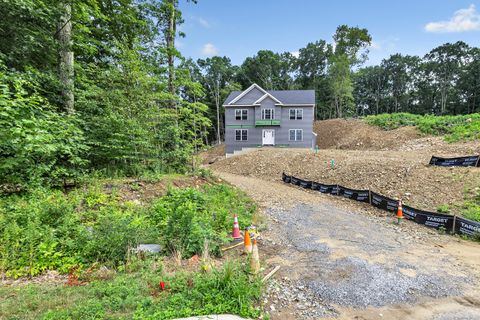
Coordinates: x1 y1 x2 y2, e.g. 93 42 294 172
213 171 480 320
210 119 480 214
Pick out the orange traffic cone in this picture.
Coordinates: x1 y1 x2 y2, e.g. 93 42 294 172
244 228 252 254
232 214 242 239
397 199 404 224
250 239 260 274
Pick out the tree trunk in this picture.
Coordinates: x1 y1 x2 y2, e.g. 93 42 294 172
215 84 221 144
57 1 74 114
167 2 176 99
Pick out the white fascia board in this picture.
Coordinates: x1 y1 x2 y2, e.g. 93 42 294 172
253 93 282 105
227 83 270 105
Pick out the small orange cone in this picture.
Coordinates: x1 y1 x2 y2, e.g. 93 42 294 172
244 228 252 254
397 199 404 224
250 239 260 274
232 214 242 239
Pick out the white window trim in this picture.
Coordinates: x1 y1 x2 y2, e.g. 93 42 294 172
262 108 275 120
235 109 248 121
289 108 303 120
235 129 248 141
289 129 303 141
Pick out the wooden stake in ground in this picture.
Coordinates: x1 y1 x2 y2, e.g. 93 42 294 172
262 266 280 283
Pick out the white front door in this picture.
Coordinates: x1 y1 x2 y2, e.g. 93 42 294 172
262 129 275 145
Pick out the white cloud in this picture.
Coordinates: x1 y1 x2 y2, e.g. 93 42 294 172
197 17 210 28
191 16 210 28
290 50 300 58
201 43 218 56
369 41 382 50
425 4 480 33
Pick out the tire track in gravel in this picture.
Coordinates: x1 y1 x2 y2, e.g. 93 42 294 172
214 170 480 320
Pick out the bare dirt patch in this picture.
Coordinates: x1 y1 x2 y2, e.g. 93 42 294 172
210 147 480 215
105 175 211 204
198 144 226 165
314 118 423 150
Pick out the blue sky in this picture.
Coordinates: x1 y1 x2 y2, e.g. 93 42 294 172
177 0 480 66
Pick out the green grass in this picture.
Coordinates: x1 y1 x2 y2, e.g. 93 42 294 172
462 187 480 222
365 113 480 142
0 259 263 320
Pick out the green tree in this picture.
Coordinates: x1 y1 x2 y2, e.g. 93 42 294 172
0 66 87 189
197 56 238 144
353 65 387 115
238 50 294 90
328 54 354 118
424 41 471 114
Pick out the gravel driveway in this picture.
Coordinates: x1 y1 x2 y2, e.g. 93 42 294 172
214 171 480 320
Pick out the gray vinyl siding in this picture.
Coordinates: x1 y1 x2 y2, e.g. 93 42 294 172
278 106 313 148
231 87 264 105
225 107 258 153
223 86 315 154
225 105 314 154
255 97 281 120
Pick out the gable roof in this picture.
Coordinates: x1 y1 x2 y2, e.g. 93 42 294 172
253 93 282 105
223 84 315 106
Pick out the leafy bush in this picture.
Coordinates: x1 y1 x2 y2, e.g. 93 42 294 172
0 186 156 277
149 184 256 257
365 113 480 142
0 67 88 189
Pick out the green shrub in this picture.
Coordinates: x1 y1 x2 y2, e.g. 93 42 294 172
0 186 156 277
149 185 256 257
0 68 88 190
365 112 480 142
437 204 450 214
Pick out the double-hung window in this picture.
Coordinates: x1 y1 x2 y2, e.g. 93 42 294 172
289 129 303 141
262 108 274 120
235 109 248 120
289 109 303 120
235 129 248 141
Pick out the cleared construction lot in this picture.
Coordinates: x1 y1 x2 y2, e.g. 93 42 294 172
209 119 480 216
206 119 480 319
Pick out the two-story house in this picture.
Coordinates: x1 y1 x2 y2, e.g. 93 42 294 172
223 83 315 156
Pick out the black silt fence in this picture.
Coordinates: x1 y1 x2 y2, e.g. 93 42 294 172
338 186 370 203
429 155 480 167
403 205 454 232
311 181 338 194
370 191 399 212
281 172 480 237
455 218 480 236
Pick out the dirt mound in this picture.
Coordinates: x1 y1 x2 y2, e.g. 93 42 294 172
314 119 421 150
198 144 225 165
210 144 480 215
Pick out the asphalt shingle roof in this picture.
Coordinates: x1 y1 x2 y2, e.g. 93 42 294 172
223 89 315 105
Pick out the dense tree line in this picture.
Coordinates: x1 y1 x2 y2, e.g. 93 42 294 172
192 30 479 142
0 0 210 189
